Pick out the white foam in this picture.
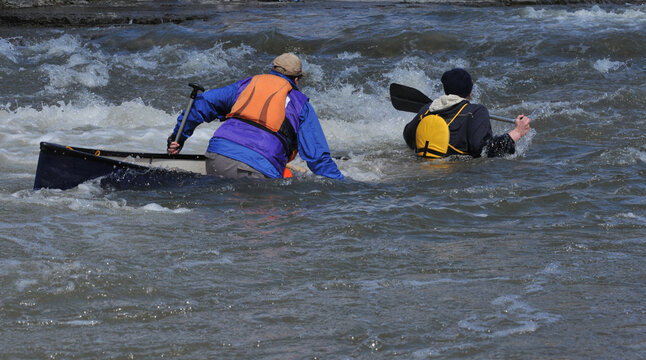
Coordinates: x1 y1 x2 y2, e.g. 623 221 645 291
10 186 120 211
23 34 259 96
356 276 511 293
44 52 109 88
593 58 626 73
42 62 109 92
62 319 100 326
603 212 646 228
140 203 191 213
496 99 584 126
0 38 17 63
11 260 83 294
336 51 361 60
15 278 38 292
303 76 413 181
523 5 646 26
382 55 471 99
475 76 511 93
600 147 646 165
112 47 164 71
538 262 563 275
458 294 560 338
176 42 256 78
32 33 82 58
0 99 178 155
0 34 96 97
8 186 199 216
511 128 536 158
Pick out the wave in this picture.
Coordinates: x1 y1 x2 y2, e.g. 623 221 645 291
523 4 646 24
4 2 646 28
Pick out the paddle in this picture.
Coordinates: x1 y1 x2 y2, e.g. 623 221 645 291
175 83 205 143
389 83 516 124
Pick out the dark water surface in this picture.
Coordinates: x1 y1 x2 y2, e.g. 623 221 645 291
1 2 645 358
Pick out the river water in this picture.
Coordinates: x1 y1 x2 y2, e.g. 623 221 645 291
1 1 645 358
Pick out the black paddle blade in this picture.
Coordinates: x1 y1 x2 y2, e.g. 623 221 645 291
389 83 432 113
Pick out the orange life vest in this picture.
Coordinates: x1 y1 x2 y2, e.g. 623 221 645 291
226 74 293 132
226 74 298 162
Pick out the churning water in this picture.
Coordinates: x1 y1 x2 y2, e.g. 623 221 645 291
1 1 645 358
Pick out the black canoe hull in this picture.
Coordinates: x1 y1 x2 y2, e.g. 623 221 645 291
33 142 207 190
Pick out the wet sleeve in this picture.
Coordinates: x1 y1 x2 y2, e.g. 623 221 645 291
297 103 345 180
403 116 421 150
402 105 428 150
466 105 494 157
171 82 239 142
468 105 515 157
485 133 516 157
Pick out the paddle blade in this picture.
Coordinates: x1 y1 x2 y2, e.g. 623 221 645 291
389 83 432 113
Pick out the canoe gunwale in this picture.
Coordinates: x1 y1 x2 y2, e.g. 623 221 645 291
34 142 206 190
43 142 206 162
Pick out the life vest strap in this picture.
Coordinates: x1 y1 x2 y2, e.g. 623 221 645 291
416 141 446 158
448 143 468 155
447 103 468 126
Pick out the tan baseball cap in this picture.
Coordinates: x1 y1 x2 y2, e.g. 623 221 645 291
272 53 305 77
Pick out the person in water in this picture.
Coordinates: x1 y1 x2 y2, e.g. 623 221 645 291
403 68 531 158
167 53 344 180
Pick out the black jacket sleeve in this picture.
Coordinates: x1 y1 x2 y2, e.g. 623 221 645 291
466 105 493 157
485 133 516 157
467 105 515 157
403 105 430 150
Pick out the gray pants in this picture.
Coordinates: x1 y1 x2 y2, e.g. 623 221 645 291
205 152 268 180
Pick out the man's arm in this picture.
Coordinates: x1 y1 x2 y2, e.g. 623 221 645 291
297 103 345 179
167 82 240 154
467 105 496 157
402 105 430 150
485 133 516 157
485 114 531 157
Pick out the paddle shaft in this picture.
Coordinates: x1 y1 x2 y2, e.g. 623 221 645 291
490 114 515 124
175 83 205 143
389 83 516 124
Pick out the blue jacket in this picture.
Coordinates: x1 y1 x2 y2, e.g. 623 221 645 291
171 71 344 179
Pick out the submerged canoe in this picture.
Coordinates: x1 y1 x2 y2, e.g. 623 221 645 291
33 142 206 190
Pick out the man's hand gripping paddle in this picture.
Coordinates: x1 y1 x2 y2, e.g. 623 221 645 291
175 83 205 143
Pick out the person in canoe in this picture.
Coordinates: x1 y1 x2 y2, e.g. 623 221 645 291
167 53 344 180
403 68 531 159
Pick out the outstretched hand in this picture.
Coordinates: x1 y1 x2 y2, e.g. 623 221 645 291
167 141 181 155
508 115 531 143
